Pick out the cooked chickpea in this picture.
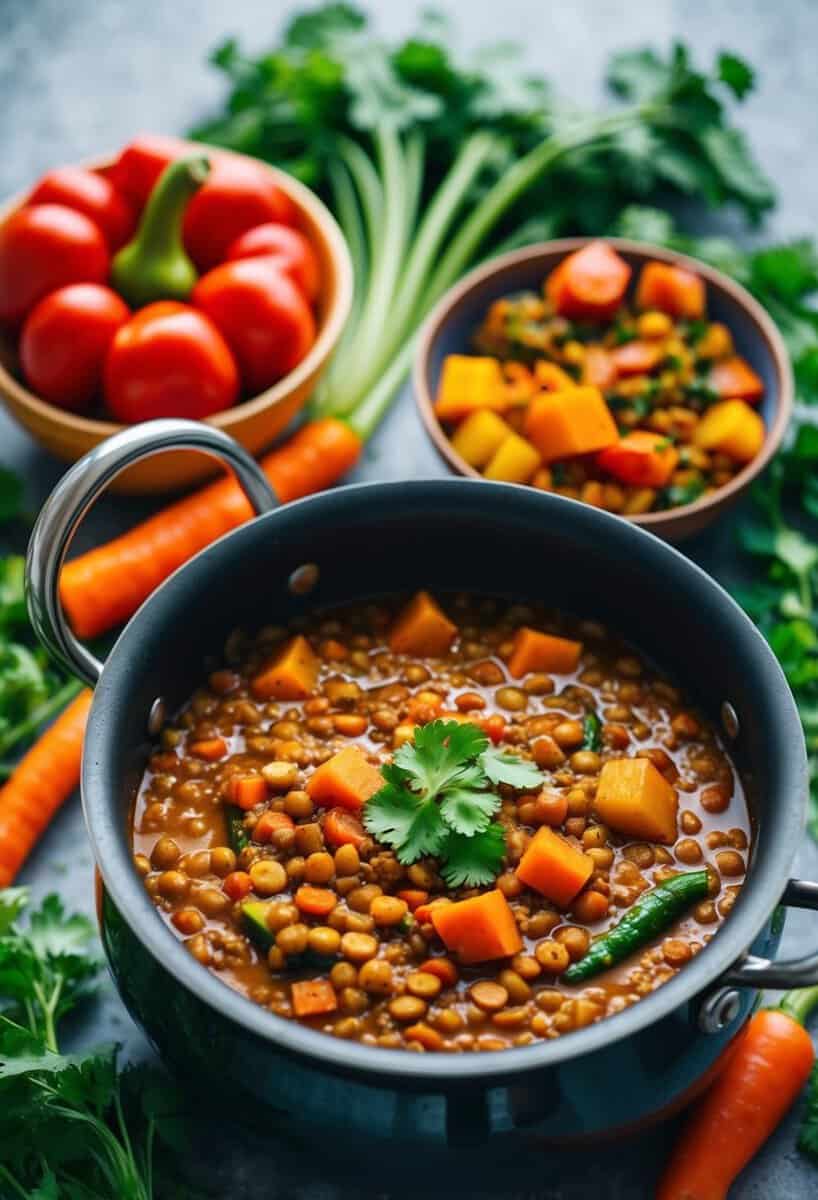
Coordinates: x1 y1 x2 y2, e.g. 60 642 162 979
173 908 204 935
262 761 299 791
294 824 324 855
715 850 745 877
526 909 560 939
358 958 394 994
195 887 230 917
532 736 566 769
210 846 236 877
283 790 313 819
334 713 368 737
347 884 383 913
572 890 609 923
265 901 299 932
276 923 310 956
370 896 408 926
552 720 585 749
330 961 358 989
407 971 443 1000
555 926 590 962
340 932 379 963
339 988 369 1014
662 938 692 967
535 940 571 974
680 810 702 835
570 750 600 775
304 852 335 884
470 981 509 1012
334 844 360 875
389 995 428 1022
700 784 730 813
499 969 532 1003
675 838 702 865
307 926 341 957
249 860 288 896
157 870 189 900
150 836 180 870
495 686 527 712
133 853 150 876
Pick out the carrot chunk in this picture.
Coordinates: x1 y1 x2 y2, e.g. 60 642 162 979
291 979 338 1018
389 591 457 657
307 745 383 813
610 339 664 377
545 242 631 321
398 889 429 911
323 807 367 848
294 885 337 917
595 757 678 844
597 431 679 488
431 889 523 964
524 387 618 463
227 775 269 811
405 1023 444 1050
189 736 228 761
635 260 705 319
515 826 594 907
434 355 506 423
709 355 764 402
252 810 295 844
251 634 319 701
581 345 618 389
507 627 582 678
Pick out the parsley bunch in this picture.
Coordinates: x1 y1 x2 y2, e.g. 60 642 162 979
363 720 543 887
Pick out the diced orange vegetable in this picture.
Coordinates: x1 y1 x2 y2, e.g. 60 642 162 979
294 885 337 917
223 871 252 901
709 355 764 402
524 386 618 463
695 321 733 360
419 957 458 987
434 355 506 422
306 745 384 813
398 889 429 911
597 431 679 488
406 690 445 724
450 409 512 467
635 261 705 319
610 339 664 377
694 399 765 463
482 433 541 483
405 1023 444 1050
251 634 319 701
227 775 269 811
479 714 506 744
291 979 338 1018
582 345 618 390
431 889 523 964
515 826 594 907
545 242 631 321
323 807 367 848
535 361 576 391
507 626 582 677
595 757 679 844
189 737 228 761
252 810 295 844
389 591 457 657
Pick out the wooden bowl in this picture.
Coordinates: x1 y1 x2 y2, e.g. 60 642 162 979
414 238 793 542
0 150 353 494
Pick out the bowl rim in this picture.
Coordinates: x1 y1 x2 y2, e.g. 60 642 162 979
84 478 807 1086
413 236 794 532
0 147 354 437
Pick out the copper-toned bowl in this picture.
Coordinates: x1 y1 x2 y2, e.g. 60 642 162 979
414 238 792 542
0 149 353 494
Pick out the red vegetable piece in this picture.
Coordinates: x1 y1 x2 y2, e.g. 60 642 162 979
28 165 135 250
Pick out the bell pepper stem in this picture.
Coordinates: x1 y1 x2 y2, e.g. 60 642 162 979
779 985 818 1027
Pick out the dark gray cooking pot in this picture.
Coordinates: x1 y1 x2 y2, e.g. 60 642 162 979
25 419 818 1151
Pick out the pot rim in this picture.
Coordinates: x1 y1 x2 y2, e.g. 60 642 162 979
413 237 793 539
83 479 807 1084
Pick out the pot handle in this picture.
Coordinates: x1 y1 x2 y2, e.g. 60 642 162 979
25 419 278 688
723 878 818 988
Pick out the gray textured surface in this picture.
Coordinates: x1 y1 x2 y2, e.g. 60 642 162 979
2 0 818 1195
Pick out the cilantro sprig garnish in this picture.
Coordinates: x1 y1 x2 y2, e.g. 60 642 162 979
363 720 543 887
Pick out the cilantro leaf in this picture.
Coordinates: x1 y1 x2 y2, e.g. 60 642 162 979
439 785 499 837
364 768 448 862
480 745 543 789
395 720 489 794
440 824 507 887
717 52 755 99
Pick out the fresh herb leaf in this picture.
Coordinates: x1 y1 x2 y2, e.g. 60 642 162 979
717 52 755 99
582 712 602 751
363 719 543 883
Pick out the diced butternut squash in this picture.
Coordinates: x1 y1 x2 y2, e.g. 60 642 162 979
291 979 338 1018
251 634 319 701
434 355 506 422
227 775 269 811
597 431 679 488
389 591 458 657
524 386 618 463
451 409 512 467
507 626 582 677
431 889 523 964
483 433 541 483
611 339 665 377
695 322 733 361
635 261 705 320
515 826 594 907
694 399 765 463
306 745 384 813
582 345 618 390
535 360 577 391
709 355 764 403
595 757 678 844
545 242 631 321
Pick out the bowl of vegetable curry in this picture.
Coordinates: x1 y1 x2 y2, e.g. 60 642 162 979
415 238 792 541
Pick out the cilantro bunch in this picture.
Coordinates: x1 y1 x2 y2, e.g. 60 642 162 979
0 889 192 1200
363 720 543 886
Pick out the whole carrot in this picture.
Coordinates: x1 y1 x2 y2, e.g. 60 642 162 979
0 688 92 887
656 989 818 1200
60 417 362 639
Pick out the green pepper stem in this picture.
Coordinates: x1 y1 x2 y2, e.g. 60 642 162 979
128 155 209 259
779 986 818 1027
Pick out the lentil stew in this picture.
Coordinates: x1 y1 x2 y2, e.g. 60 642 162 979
132 591 751 1053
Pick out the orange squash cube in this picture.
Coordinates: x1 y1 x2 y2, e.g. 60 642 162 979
595 757 679 844
434 355 506 423
389 591 457 657
251 634 319 701
597 431 679 488
431 889 523 964
306 745 384 813
507 627 582 678
635 261 705 320
709 355 764 403
515 826 594 907
524 387 618 463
